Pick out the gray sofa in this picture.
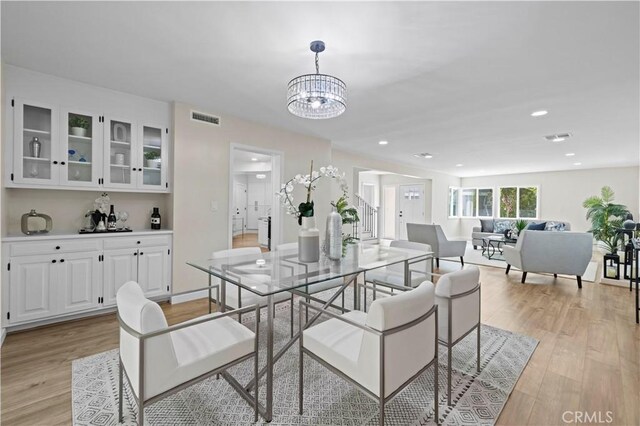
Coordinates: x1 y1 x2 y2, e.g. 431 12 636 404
472 218 571 249
503 230 592 288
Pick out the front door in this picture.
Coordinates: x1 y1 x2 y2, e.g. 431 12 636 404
397 184 425 240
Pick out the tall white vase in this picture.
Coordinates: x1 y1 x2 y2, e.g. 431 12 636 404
325 206 342 260
298 216 320 263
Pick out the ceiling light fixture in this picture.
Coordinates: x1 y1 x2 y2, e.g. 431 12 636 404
456 163 463 167
413 153 433 159
565 153 575 157
379 140 388 145
531 110 548 117
287 40 346 119
251 157 258 162
256 174 266 179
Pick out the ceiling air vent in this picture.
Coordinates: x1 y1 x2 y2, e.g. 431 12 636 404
191 110 220 126
414 152 433 159
544 133 571 142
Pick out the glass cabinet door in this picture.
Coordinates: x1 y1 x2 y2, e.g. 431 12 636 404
104 117 136 188
60 109 101 187
13 99 59 184
139 124 166 190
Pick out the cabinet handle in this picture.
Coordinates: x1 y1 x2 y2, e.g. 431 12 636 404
140 252 144 256
52 161 58 165
61 161 66 165
132 167 137 171
134 252 138 256
60 259 65 263
51 259 57 263
137 241 141 244
55 246 60 250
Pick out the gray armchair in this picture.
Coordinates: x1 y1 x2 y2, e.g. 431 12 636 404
407 223 467 268
503 230 593 288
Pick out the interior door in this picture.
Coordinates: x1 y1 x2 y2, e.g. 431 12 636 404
9 255 58 323
103 248 138 306
57 252 102 314
233 182 247 234
397 184 425 240
137 246 169 298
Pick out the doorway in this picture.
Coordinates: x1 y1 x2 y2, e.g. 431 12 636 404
229 146 282 252
397 184 425 240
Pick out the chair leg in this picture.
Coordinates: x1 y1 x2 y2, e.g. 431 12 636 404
298 349 304 415
553 273 558 278
138 400 144 426
434 348 439 423
290 294 294 338
118 358 124 423
436 258 440 268
577 275 582 289
477 325 481 373
473 245 477 250
380 399 385 426
447 345 452 406
460 256 464 266
505 264 511 274
521 272 527 283
341 291 345 313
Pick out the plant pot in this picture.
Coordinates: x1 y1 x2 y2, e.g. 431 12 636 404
298 216 320 263
146 158 161 169
70 127 87 137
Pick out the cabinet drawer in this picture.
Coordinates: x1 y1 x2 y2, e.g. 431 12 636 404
103 235 171 250
10 240 101 257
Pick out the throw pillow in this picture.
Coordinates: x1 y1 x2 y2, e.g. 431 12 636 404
527 221 546 231
480 219 494 233
545 221 566 231
494 220 511 234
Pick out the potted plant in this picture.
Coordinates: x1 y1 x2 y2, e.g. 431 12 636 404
144 151 161 169
583 186 629 254
69 116 90 137
333 194 360 255
514 219 528 237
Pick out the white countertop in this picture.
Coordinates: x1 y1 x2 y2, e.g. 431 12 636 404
2 229 173 243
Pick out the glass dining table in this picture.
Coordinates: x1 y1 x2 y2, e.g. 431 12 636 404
187 243 433 422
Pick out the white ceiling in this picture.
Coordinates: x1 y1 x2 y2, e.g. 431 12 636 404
2 1 638 177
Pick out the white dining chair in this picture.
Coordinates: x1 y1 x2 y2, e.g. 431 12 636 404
116 281 259 425
435 266 481 405
299 282 439 425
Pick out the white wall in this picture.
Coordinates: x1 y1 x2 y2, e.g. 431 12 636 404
458 166 639 237
172 102 332 293
358 171 380 207
331 149 461 237
1 65 172 235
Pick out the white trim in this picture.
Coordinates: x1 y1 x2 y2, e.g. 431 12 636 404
170 290 209 305
1 328 6 347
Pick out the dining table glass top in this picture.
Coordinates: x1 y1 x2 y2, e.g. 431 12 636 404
187 243 432 297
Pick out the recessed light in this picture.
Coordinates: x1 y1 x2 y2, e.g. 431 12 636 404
565 153 575 157
251 157 258 161
552 137 565 143
379 140 388 145
456 164 463 167
531 110 548 117
573 162 582 166
256 174 266 179
413 153 433 159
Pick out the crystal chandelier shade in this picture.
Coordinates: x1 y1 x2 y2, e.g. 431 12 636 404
287 41 346 119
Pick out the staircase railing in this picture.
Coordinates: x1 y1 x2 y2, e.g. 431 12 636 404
353 194 378 241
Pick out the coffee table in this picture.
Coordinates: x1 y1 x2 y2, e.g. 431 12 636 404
482 235 516 260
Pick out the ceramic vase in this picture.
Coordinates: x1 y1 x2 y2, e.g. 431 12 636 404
325 206 342 260
298 216 320 263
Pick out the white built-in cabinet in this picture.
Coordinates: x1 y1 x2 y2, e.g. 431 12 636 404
8 98 169 192
2 232 172 329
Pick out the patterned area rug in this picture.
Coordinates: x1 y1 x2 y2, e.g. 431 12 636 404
72 298 537 425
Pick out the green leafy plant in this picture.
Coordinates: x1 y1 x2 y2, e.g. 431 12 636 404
332 195 360 255
69 116 89 129
144 151 160 160
582 186 629 253
514 219 528 235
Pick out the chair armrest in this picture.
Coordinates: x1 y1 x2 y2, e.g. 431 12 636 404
300 300 382 336
171 284 220 299
502 245 521 268
118 304 260 340
472 226 481 232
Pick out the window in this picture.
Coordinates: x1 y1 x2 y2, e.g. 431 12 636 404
499 186 538 218
461 188 477 217
449 188 459 217
449 187 493 218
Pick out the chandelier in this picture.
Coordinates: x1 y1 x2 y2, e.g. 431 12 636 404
287 40 346 119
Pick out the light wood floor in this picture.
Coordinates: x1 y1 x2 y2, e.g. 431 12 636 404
1 265 638 425
232 232 270 253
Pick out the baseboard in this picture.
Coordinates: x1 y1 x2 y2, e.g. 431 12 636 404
1 328 6 347
171 289 209 304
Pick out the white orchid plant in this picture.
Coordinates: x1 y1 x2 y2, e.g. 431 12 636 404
277 161 349 225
